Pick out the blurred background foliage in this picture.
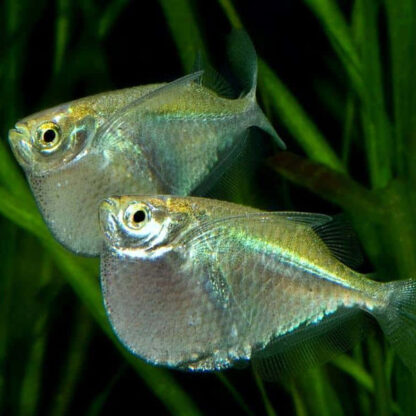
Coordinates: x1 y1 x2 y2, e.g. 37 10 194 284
1 0 416 414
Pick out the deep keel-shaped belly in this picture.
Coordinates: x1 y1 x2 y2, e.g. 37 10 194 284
100 250 250 370
97 195 416 376
28 153 160 256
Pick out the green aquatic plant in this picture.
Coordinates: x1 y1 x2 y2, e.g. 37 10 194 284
1 0 416 415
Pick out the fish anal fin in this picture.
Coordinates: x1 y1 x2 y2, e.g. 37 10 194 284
195 129 267 204
252 308 371 381
192 130 249 197
312 216 364 269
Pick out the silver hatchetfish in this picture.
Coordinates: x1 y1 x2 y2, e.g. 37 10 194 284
98 195 416 378
8 31 285 256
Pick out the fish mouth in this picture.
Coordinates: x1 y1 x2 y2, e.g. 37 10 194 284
8 123 33 169
99 198 122 247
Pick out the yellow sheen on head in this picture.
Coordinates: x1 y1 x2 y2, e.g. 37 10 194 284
166 197 194 214
8 102 97 174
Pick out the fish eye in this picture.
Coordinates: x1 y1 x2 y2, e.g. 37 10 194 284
125 203 151 230
133 210 146 224
35 122 62 152
43 129 57 143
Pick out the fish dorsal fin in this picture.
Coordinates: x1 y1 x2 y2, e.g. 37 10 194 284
97 71 204 144
311 216 364 270
192 52 236 99
252 308 372 381
227 29 257 97
202 66 236 99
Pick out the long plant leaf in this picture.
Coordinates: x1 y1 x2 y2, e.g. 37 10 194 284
302 0 362 93
159 0 208 72
352 0 392 188
385 0 416 193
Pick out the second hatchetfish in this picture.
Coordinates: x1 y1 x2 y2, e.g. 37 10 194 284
98 195 416 378
8 31 285 256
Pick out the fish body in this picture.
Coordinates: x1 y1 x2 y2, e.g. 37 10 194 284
8 32 283 256
98 195 416 376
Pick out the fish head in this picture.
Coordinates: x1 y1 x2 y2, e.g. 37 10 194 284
99 195 194 258
8 103 97 175
99 195 245 257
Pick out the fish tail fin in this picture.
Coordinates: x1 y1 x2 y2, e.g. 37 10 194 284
227 29 257 100
373 279 416 373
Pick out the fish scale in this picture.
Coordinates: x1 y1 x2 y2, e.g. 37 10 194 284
188 220 364 346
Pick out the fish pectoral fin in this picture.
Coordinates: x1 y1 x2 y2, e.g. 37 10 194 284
178 211 363 275
196 255 251 326
177 211 329 252
97 71 204 145
252 308 372 381
117 70 204 113
179 211 336 249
